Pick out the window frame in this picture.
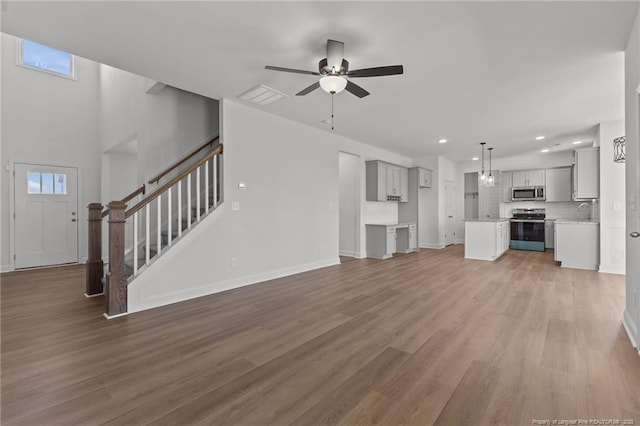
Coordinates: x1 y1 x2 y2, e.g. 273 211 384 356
16 38 76 80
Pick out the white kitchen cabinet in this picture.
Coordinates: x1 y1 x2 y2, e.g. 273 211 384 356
396 222 418 253
386 227 396 255
545 167 572 202
512 169 545 187
418 168 433 188
573 147 599 200
365 161 408 202
400 167 409 202
545 220 555 249
555 221 599 270
501 171 512 202
464 219 510 261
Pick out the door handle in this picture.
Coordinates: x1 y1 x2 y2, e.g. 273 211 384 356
71 218 77 222
631 231 640 238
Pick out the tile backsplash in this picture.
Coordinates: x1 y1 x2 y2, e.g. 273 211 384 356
500 201 593 220
365 201 398 224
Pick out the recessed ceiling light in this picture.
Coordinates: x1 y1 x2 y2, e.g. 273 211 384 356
472 157 479 161
541 149 550 153
572 140 582 145
535 136 545 140
438 139 447 144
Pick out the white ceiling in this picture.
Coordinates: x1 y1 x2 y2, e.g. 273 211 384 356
1 1 637 161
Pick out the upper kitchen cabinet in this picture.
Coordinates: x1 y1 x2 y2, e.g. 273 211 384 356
501 171 512 202
545 167 572 202
418 168 433 188
573 147 599 200
512 169 545 187
365 160 409 202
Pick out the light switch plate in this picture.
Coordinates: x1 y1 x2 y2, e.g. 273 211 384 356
238 182 246 190
231 201 240 211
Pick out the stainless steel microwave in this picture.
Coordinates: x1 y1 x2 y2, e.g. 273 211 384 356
512 186 545 201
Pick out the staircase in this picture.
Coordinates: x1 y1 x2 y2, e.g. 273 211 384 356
85 137 223 317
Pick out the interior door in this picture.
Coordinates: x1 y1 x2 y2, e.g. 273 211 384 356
626 92 640 348
14 163 79 268
444 180 456 246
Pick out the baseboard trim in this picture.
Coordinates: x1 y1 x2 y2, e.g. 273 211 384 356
1 264 13 273
420 243 445 250
598 264 626 275
622 310 639 352
103 312 128 320
84 292 104 298
339 250 358 258
130 257 341 314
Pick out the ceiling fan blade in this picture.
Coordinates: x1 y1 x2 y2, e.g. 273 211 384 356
296 81 320 96
347 65 404 78
265 65 321 76
345 80 370 98
326 39 344 72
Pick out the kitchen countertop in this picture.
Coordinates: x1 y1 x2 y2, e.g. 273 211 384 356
365 222 414 227
554 218 599 224
464 218 510 223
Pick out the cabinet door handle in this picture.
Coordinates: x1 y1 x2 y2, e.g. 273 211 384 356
631 232 640 238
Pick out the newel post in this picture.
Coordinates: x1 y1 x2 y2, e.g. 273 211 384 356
86 203 104 296
106 201 128 317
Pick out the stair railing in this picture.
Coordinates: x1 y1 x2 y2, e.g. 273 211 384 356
147 135 219 185
85 184 145 297
105 143 223 317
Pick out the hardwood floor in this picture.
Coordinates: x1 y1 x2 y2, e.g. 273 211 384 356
2 246 639 425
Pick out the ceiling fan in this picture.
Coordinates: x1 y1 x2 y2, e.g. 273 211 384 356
265 39 404 98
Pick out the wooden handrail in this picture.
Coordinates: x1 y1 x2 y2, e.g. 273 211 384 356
101 184 146 218
126 143 223 219
147 135 220 185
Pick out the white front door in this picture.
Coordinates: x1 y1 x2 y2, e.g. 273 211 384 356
14 163 79 269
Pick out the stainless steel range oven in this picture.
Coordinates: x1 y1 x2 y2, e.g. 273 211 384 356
510 208 545 252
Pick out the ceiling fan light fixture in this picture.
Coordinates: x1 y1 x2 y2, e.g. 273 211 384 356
319 75 347 94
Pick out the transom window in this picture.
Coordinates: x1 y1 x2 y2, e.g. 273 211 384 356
27 171 67 195
18 39 75 79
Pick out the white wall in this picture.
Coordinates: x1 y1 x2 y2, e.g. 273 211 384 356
596 120 626 274
98 63 219 194
624 9 640 349
1 33 101 270
128 100 413 312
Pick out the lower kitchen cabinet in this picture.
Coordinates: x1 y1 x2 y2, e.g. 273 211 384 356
366 223 417 259
554 221 599 270
464 219 510 261
545 220 555 249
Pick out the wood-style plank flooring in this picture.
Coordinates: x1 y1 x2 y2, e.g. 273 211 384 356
2 245 640 425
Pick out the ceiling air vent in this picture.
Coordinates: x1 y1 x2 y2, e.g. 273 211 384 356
237 84 288 106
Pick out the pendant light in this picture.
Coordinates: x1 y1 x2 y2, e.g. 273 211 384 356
486 147 495 187
479 142 487 183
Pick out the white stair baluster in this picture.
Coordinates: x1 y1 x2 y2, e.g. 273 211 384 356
205 160 209 214
157 194 162 255
133 211 138 276
167 186 172 247
145 204 150 264
177 180 182 238
187 173 192 229
213 155 218 208
196 167 201 222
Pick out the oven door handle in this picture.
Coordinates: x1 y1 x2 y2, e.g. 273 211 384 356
509 219 546 223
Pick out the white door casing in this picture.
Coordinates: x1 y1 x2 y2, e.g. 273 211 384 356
14 163 79 269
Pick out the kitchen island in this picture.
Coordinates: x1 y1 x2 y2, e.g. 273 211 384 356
464 219 510 261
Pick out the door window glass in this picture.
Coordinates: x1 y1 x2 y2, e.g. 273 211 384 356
26 171 68 195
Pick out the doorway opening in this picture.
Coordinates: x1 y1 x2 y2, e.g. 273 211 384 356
339 152 361 259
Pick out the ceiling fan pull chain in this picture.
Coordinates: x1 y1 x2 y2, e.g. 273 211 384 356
331 92 335 130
